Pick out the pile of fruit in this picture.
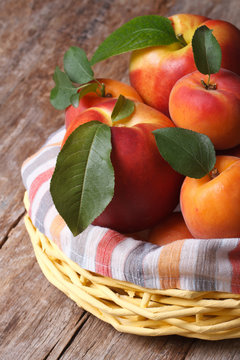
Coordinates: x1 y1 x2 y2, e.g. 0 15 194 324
50 13 240 246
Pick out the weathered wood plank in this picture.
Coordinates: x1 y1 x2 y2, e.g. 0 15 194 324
171 0 240 27
184 338 240 360
0 218 87 360
57 315 194 360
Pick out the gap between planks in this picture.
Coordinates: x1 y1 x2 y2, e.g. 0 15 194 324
0 209 25 249
42 312 91 360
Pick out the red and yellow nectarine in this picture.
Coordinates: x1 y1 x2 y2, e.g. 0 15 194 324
65 78 143 129
129 14 240 115
62 99 183 233
169 69 240 150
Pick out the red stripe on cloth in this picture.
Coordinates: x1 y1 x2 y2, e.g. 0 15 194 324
229 240 240 293
95 230 126 277
29 167 55 217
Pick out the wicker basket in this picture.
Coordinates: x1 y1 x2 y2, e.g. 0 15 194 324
24 196 240 340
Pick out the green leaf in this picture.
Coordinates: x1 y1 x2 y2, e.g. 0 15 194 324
192 25 222 75
50 121 115 235
70 82 99 108
111 95 135 122
91 15 178 65
50 66 78 110
153 127 216 179
64 46 94 84
70 93 80 108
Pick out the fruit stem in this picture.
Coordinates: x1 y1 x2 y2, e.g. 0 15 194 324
201 75 217 90
176 33 188 47
93 78 105 97
94 79 113 98
209 167 220 179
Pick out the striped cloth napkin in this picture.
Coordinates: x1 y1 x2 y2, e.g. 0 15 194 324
21 127 240 293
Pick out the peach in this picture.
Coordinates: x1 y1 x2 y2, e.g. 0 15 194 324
180 155 240 239
129 14 240 116
62 99 183 233
65 78 143 128
169 69 240 150
148 212 193 246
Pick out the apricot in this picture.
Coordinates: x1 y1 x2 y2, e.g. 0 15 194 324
148 212 193 246
180 155 240 239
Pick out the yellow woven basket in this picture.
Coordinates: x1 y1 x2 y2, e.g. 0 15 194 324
24 193 240 340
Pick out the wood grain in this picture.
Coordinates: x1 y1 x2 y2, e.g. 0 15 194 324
184 339 240 360
58 316 194 360
1 0 240 359
0 219 86 360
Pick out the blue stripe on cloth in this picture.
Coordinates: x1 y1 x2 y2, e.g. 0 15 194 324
124 242 159 287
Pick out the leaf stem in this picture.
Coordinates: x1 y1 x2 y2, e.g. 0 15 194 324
176 33 188 47
209 167 219 179
100 83 105 97
207 74 211 87
94 79 107 97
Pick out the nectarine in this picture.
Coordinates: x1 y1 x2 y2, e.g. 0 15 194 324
169 69 240 150
65 78 143 129
62 99 183 233
129 14 240 115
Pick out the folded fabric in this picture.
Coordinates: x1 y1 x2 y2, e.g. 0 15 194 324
21 127 240 293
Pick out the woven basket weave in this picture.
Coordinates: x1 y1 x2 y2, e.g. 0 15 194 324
24 194 240 340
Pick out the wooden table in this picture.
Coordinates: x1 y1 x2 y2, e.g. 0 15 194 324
1 0 240 359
